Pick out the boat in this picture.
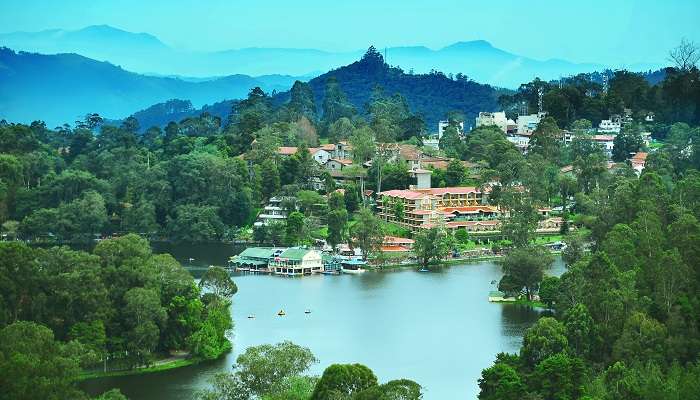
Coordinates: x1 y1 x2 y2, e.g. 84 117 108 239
418 267 430 272
277 310 286 316
340 258 367 274
247 314 255 319
304 309 311 314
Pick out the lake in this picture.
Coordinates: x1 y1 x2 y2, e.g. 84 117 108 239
82 243 565 399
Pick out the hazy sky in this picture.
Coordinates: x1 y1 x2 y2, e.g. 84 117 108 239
2 0 699 66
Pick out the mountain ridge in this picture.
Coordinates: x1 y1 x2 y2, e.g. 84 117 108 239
0 24 663 88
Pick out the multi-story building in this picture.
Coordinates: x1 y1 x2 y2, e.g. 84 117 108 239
475 111 512 133
598 117 621 134
516 113 545 135
376 187 492 231
593 134 615 157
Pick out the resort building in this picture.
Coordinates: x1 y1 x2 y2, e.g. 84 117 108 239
230 247 284 272
376 187 491 231
268 248 323 276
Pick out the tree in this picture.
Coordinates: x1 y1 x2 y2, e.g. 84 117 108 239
349 208 384 260
668 38 700 72
500 191 539 248
260 159 281 200
562 231 586 267
412 226 452 268
538 276 560 308
285 211 305 245
529 116 561 162
200 341 317 400
439 125 464 159
444 159 466 186
498 246 553 301
123 287 167 366
167 204 225 242
327 209 348 249
531 352 585 400
612 128 644 162
563 303 595 358
520 317 568 368
312 363 379 400
0 321 83 400
478 362 526 400
200 266 238 298
613 312 667 365
349 126 376 164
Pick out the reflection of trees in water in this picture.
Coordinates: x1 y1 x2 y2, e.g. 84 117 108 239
500 305 543 340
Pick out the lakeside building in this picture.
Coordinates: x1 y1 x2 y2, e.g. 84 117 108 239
230 247 284 272
382 235 415 253
268 248 323 276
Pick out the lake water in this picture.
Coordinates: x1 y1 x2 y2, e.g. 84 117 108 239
82 243 565 399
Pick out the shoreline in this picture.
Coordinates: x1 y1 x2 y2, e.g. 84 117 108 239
78 358 199 381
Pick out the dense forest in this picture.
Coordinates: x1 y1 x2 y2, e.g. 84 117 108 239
476 44 700 399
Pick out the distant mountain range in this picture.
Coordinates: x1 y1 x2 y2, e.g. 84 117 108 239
0 48 303 127
0 25 666 89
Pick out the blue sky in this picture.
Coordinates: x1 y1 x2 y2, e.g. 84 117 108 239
1 0 698 66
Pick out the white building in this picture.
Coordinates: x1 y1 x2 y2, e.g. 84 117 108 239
475 112 509 133
506 135 530 151
310 148 332 165
438 120 464 139
598 117 621 134
516 113 545 135
593 135 615 157
269 248 323 276
254 197 290 227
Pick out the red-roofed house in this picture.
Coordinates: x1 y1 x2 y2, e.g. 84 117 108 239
630 152 648 175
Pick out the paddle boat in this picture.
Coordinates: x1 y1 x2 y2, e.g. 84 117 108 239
277 310 286 316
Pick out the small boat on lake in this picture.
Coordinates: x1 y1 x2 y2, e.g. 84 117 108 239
304 309 311 314
418 267 430 272
277 310 286 316
247 314 255 319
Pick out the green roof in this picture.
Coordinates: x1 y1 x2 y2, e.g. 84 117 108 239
279 248 311 261
238 247 277 259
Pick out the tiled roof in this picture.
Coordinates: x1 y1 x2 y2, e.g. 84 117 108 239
441 206 499 213
446 220 500 228
383 236 415 245
320 143 336 151
593 135 615 141
630 152 648 162
419 187 480 196
329 158 354 165
379 189 431 200
381 245 411 252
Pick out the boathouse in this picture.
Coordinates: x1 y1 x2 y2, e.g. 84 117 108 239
230 247 283 272
269 248 323 276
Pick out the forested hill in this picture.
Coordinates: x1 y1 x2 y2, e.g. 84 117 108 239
274 50 502 128
0 48 299 127
127 50 503 130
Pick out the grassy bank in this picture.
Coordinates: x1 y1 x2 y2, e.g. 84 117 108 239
79 357 199 380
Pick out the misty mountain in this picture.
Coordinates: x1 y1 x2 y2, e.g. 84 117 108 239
0 48 302 127
0 24 662 88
